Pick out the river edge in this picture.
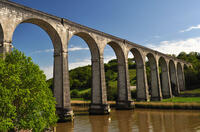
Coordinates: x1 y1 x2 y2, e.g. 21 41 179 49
71 100 200 110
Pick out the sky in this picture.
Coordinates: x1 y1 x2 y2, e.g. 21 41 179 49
10 0 200 79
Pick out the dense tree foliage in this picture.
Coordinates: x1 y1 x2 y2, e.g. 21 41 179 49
0 49 57 131
177 52 200 89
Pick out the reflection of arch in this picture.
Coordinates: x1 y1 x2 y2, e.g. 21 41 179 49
159 57 172 98
169 60 179 95
146 53 162 101
129 48 148 101
13 18 62 50
177 63 185 91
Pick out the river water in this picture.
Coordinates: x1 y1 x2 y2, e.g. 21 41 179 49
56 108 200 132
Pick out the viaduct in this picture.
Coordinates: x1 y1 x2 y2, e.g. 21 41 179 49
0 0 192 121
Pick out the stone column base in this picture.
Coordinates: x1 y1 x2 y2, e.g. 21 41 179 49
136 98 147 102
150 97 162 101
116 100 135 110
89 103 110 115
162 95 171 99
56 107 74 122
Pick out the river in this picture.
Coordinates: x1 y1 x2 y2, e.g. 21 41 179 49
56 108 200 132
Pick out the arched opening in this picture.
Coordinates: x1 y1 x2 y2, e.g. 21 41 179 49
177 63 184 91
103 41 131 106
12 18 65 111
129 48 148 101
68 32 101 105
159 57 171 98
146 53 162 101
103 43 117 101
68 34 92 102
169 60 179 96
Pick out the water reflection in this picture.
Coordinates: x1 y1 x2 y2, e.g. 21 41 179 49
56 108 200 132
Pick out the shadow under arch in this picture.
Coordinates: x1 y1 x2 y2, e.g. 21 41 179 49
0 23 3 45
129 48 148 101
104 41 132 109
146 53 162 101
169 60 179 96
177 62 185 91
159 57 172 98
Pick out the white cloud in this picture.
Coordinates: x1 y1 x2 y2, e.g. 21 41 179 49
68 47 89 51
30 46 89 55
147 37 200 55
40 65 53 80
180 24 200 33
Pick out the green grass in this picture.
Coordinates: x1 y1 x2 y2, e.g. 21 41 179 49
162 97 200 103
180 88 200 94
79 88 90 94
71 98 85 101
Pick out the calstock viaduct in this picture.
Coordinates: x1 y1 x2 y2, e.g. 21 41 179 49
0 1 191 121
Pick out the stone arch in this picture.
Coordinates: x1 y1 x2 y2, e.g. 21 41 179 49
13 18 63 51
11 18 67 113
68 31 107 108
177 62 185 91
159 57 172 98
129 48 148 101
70 32 100 59
169 60 179 95
146 53 162 101
105 41 132 108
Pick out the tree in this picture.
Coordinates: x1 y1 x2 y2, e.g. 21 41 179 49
0 49 57 131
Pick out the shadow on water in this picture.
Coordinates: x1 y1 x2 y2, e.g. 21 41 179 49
56 107 200 132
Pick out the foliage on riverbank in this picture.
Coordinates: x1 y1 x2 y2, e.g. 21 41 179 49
47 51 199 101
177 52 200 89
0 49 57 131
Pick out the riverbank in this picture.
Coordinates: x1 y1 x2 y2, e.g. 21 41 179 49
71 100 200 110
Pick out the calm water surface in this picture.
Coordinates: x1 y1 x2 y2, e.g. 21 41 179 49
56 108 200 132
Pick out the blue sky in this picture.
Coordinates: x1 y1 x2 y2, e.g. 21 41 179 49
10 0 200 79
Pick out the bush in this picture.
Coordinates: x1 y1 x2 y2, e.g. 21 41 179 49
0 49 57 131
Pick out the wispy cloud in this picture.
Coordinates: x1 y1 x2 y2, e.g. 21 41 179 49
147 37 200 55
68 47 89 51
180 24 200 33
30 46 89 55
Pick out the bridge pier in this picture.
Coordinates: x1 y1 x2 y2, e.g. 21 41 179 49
147 54 162 101
0 41 13 57
150 63 162 101
89 57 110 115
136 64 149 101
116 60 134 110
54 51 74 121
169 61 180 96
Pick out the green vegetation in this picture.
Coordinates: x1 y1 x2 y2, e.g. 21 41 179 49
47 51 200 103
162 97 200 103
177 52 200 89
181 88 200 94
0 49 57 131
